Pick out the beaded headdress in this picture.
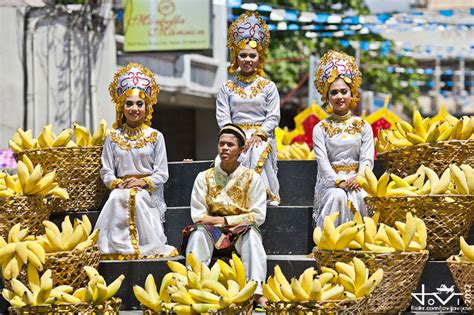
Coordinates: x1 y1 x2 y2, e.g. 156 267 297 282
108 63 160 129
315 50 362 110
227 11 270 76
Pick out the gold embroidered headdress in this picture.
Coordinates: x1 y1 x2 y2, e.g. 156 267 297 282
315 50 362 110
108 63 160 129
227 11 270 76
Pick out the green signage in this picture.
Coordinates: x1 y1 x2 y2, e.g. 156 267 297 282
124 0 212 52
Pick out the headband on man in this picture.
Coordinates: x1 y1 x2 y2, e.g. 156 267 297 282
219 124 246 147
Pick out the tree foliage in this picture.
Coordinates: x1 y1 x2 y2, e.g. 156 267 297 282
260 0 424 111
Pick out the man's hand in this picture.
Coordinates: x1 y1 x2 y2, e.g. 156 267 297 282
196 216 226 226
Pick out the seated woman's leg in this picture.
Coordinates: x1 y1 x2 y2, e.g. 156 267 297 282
185 226 214 265
233 227 267 295
134 190 175 256
95 189 135 255
316 187 348 227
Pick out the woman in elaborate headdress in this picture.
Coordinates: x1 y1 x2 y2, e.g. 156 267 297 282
312 50 374 227
216 11 281 205
95 63 177 259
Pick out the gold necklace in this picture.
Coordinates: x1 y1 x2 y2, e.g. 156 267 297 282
331 112 352 121
237 72 258 84
122 123 147 141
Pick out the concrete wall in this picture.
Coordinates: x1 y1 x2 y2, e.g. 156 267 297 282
25 5 117 135
0 3 117 150
0 7 25 148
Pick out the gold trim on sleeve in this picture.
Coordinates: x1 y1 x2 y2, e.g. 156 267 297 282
143 177 154 192
110 179 123 189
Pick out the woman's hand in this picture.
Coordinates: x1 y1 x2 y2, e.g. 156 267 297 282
244 135 262 152
196 216 226 226
121 178 148 190
344 176 360 192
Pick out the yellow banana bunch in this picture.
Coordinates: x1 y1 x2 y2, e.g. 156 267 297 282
264 260 383 303
3 265 124 307
9 121 108 152
2 268 69 306
358 165 473 197
69 266 125 303
135 252 257 313
0 155 69 200
0 224 46 279
277 142 316 160
376 107 474 153
39 215 98 253
453 237 474 263
313 212 427 253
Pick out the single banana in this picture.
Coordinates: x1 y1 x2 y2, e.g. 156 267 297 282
385 226 405 251
460 164 474 194
364 166 378 195
37 124 54 148
188 288 221 304
52 128 73 147
459 237 474 261
290 278 309 301
449 164 469 195
230 280 257 303
90 119 108 146
73 123 92 147
423 167 440 194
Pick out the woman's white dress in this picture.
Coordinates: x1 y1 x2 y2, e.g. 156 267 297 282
95 126 176 258
312 114 374 227
216 75 281 204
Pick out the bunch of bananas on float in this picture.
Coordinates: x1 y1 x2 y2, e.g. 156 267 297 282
358 165 474 197
453 237 474 263
0 224 45 279
2 266 124 306
263 261 383 303
38 215 98 253
277 142 316 160
9 119 108 152
134 252 257 314
313 211 427 253
377 108 474 153
0 155 68 199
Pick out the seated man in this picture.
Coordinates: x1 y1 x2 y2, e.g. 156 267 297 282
183 124 267 306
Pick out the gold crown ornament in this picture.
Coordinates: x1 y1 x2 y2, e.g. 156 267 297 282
108 63 160 129
315 50 362 111
227 11 270 76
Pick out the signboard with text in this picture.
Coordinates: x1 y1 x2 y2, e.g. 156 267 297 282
124 0 212 52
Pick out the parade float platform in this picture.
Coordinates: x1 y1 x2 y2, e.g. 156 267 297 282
1 160 473 313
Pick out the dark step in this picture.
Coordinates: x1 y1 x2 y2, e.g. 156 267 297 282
97 254 315 311
164 160 386 208
50 206 315 256
0 256 470 313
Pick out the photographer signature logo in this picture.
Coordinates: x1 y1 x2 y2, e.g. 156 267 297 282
412 284 463 306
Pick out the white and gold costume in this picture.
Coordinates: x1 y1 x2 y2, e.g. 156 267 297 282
95 63 177 259
185 164 267 294
216 12 280 205
313 113 374 227
312 51 374 227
